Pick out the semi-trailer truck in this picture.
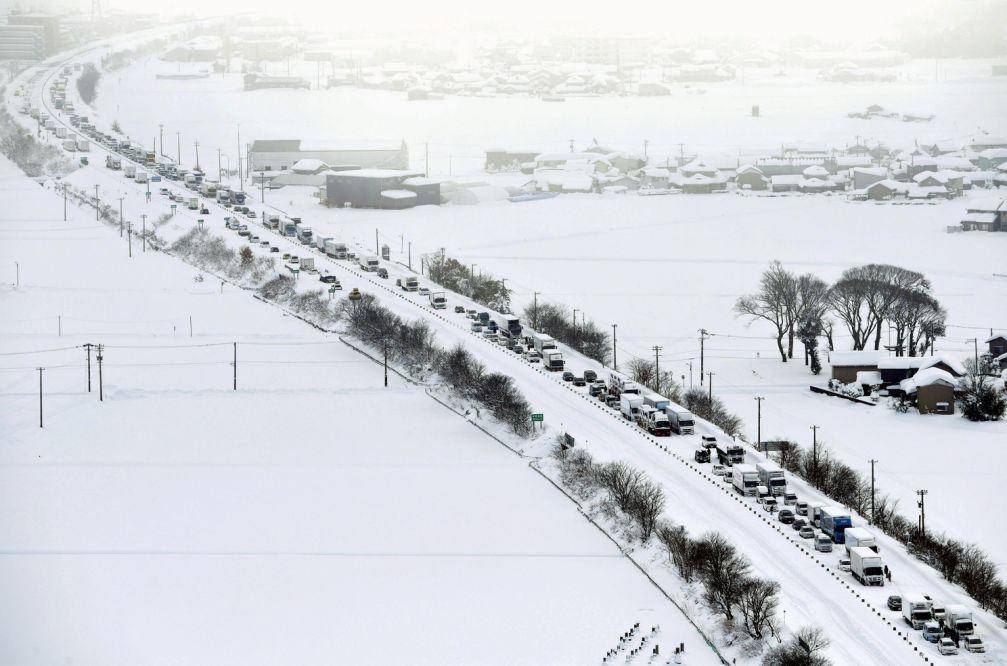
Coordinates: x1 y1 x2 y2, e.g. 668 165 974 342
609 374 641 396
620 393 644 421
492 315 522 339
849 546 885 586
755 461 787 496
716 441 745 466
642 391 670 412
731 464 760 497
668 408 695 435
843 528 879 555
903 595 933 629
820 506 853 543
324 239 347 259
297 226 314 246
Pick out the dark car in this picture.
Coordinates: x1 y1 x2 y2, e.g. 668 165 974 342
886 595 902 611
562 371 574 382
777 509 795 524
583 370 597 382
319 275 339 284
791 518 807 531
588 383 605 397
694 447 710 463
377 268 388 279
454 305 465 313
572 376 587 387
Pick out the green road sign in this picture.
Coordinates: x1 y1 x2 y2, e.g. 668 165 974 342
531 413 544 422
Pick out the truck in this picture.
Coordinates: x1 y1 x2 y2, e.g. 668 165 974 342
76 138 89 151
105 155 121 170
529 333 558 355
820 506 853 543
279 220 297 237
401 276 418 292
62 139 77 152
359 255 379 272
145 151 156 165
135 170 148 184
299 257 315 271
216 189 232 203
637 405 671 436
668 408 695 435
809 503 827 528
314 235 333 251
731 464 760 497
492 314 522 339
55 126 66 139
944 605 975 637
620 393 645 421
232 191 246 205
849 546 885 586
324 239 347 260
642 391 671 412
297 226 314 246
716 441 745 466
429 291 447 309
199 181 217 197
609 374 642 396
543 350 564 372
903 595 933 629
843 527 878 555
755 461 786 496
124 164 136 178
186 197 198 210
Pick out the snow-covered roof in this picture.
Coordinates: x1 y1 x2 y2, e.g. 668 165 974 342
535 152 602 163
935 156 974 171
837 156 874 168
803 165 830 178
979 148 1007 159
771 175 805 185
829 350 885 367
331 169 423 179
800 177 831 188
913 170 950 184
736 163 764 175
986 331 1007 343
291 158 327 173
856 371 882 385
641 166 671 178
380 189 417 200
901 367 957 393
965 197 1005 213
962 212 997 224
853 167 888 177
402 177 439 186
920 354 966 376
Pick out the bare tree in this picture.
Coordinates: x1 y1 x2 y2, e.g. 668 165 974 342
696 532 751 620
735 261 794 362
785 273 829 359
737 577 780 639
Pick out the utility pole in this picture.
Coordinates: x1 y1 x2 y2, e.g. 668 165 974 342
572 308 578 330
194 140 201 171
375 228 379 256
707 372 714 402
141 214 147 252
966 338 978 372
384 345 388 387
687 360 693 389
217 148 222 182
754 396 764 450
232 342 237 390
698 328 709 385
63 186 67 221
15 261 18 288
237 124 244 193
189 316 193 337
175 131 181 165
652 345 662 392
118 196 124 237
425 142 429 177
159 123 164 156
84 342 92 392
94 184 99 221
127 223 132 258
260 171 266 203
678 142 685 166
97 344 104 401
917 489 928 535
643 138 649 160
37 367 43 428
869 459 878 525
532 291 539 329
408 242 412 271
810 425 819 462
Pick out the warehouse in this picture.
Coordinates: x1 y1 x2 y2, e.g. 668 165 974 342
249 140 409 173
325 169 439 209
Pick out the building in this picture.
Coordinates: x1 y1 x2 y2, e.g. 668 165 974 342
878 353 966 387
852 167 888 190
960 197 1006 232
987 333 1007 357
770 175 804 192
828 350 886 383
736 164 768 190
6 14 60 57
250 140 408 173
0 24 45 60
401 177 441 205
324 169 430 208
978 148 1007 170
900 368 958 415
485 148 539 172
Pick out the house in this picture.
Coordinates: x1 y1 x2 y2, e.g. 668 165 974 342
913 170 963 193
852 167 888 190
324 169 428 208
960 197 1006 232
987 332 1007 357
878 353 966 386
770 175 804 192
800 177 840 193
679 160 721 178
401 177 441 205
970 136 1007 152
534 152 608 173
977 148 1007 170
485 148 539 172
640 166 672 188
863 179 904 200
828 350 885 383
680 173 725 194
249 140 408 172
900 367 958 415
736 164 768 191
379 190 418 210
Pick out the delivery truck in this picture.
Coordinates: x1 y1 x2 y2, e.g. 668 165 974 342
620 393 644 421
668 407 695 435
903 595 933 629
849 546 885 586
731 464 760 497
843 528 879 555
820 506 853 543
755 461 787 496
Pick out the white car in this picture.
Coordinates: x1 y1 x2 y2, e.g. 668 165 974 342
711 464 726 476
963 636 985 653
938 638 958 655
838 558 851 572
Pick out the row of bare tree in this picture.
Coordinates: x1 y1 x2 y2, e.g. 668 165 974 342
425 253 512 313
522 300 610 364
735 261 946 363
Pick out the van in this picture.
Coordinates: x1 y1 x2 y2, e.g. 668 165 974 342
783 492 798 505
922 621 941 643
815 535 833 552
795 501 809 516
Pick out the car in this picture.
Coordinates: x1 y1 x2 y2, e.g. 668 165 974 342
512 344 524 355
238 229 251 238
346 252 357 261
588 383 605 397
583 370 597 382
282 253 291 260
249 235 260 243
886 595 902 611
783 492 798 505
320 275 339 284
791 518 807 531
572 376 586 387
260 240 270 247
226 220 240 231
483 330 498 340
562 371 574 382
418 287 430 296
247 211 257 218
466 309 477 319
347 288 362 301
605 395 620 409
159 187 169 195
938 638 958 656
931 602 946 621
838 558 851 572
527 353 541 364
922 621 941 643
694 447 710 463
778 509 795 524
377 268 388 279
963 636 985 653
711 464 726 477
454 305 466 314
814 535 832 552
200 207 210 215
795 501 809 516
700 435 718 449
799 526 816 539
470 322 483 332
270 246 279 253
290 256 300 264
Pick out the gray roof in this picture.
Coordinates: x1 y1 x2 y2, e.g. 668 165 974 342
250 140 301 153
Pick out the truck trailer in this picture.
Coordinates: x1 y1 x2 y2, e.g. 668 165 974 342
668 408 695 435
642 391 671 412
358 255 379 271
620 393 644 421
429 291 447 309
492 315 522 339
716 441 745 466
324 239 347 259
731 464 760 497
755 461 786 496
849 546 885 586
637 405 671 436
543 351 564 372
820 506 853 543
843 527 879 555
944 605 975 637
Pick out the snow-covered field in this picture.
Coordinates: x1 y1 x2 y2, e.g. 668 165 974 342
0 157 723 665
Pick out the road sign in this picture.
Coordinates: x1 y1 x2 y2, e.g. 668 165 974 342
531 413 544 422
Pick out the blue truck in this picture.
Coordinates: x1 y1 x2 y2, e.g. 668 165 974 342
820 506 853 544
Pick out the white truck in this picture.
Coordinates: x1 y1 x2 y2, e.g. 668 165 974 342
637 404 671 436
903 595 933 629
359 255 379 272
731 464 760 497
324 239 347 260
76 138 89 151
530 333 558 355
124 164 136 179
716 441 745 466
620 393 644 421
944 605 975 637
135 170 148 184
668 408 695 435
849 546 885 586
755 461 786 496
315 235 333 251
429 291 447 309
186 197 198 210
610 374 641 396
296 226 314 246
299 257 315 271
62 139 77 152
199 181 217 197
542 350 564 372
401 276 419 292
843 527 879 555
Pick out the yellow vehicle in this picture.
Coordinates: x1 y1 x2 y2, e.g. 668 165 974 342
348 288 362 301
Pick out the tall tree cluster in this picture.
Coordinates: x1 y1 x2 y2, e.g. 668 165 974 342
735 261 947 366
522 300 610 364
425 253 511 313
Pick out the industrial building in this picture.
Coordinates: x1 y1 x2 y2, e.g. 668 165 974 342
249 139 409 173
0 24 45 60
4 14 61 57
324 169 440 209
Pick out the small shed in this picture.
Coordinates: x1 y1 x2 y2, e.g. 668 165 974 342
900 368 958 415
986 333 1007 357
379 189 418 210
829 350 884 383
736 164 768 191
402 176 441 205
